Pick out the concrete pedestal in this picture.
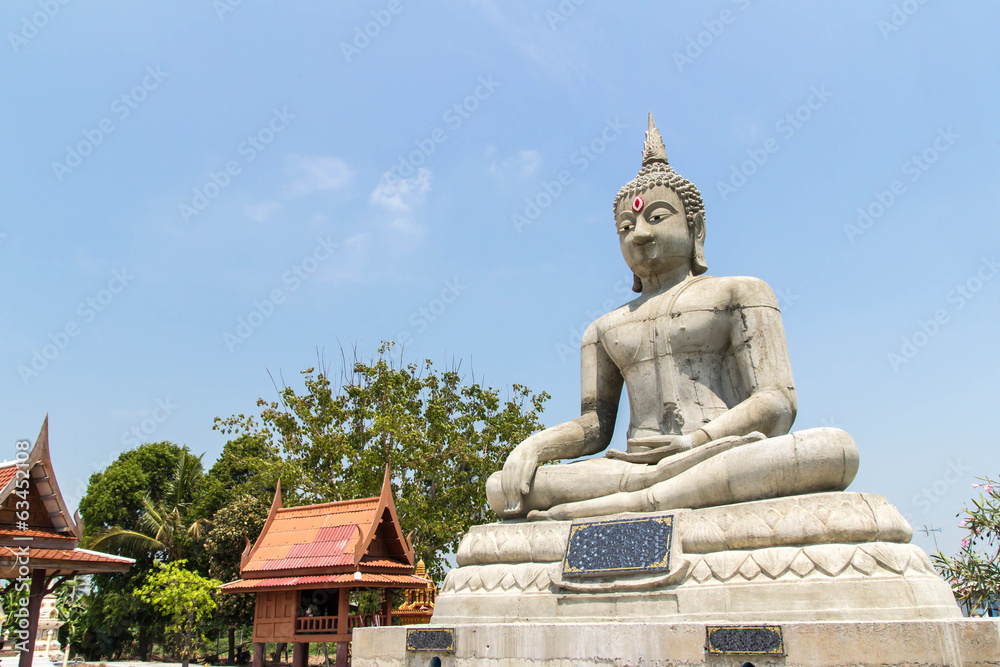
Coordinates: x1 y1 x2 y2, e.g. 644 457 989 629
353 620 1000 666
354 494 999 665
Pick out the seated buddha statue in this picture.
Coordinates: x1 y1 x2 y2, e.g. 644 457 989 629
487 115 859 521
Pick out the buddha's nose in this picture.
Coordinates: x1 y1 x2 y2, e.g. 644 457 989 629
633 218 654 244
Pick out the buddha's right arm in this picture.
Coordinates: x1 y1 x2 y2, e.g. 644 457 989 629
499 325 623 512
535 323 624 462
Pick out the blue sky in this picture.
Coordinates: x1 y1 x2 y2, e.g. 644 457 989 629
2 1 998 559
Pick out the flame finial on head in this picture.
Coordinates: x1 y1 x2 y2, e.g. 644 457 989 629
642 113 669 167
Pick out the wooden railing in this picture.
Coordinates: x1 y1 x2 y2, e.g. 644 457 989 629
296 616 338 633
296 613 390 634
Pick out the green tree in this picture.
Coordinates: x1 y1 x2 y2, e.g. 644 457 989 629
136 560 220 667
78 443 208 659
77 441 193 659
78 441 188 538
204 493 271 662
55 578 85 664
215 342 548 578
84 448 210 561
195 433 296 520
933 477 1000 616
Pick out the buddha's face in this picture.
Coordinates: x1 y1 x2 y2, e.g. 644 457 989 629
615 185 693 281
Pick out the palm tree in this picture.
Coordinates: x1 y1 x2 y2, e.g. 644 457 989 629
84 448 210 561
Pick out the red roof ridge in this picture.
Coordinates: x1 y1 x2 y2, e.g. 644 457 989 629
276 496 379 513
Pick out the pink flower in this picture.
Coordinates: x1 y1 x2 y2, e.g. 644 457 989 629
972 483 981 489
962 537 971 549
986 484 994 493
960 519 970 528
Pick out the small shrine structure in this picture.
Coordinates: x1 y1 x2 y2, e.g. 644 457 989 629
219 466 430 667
0 417 134 667
395 559 436 625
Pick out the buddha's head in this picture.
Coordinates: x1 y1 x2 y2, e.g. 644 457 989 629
614 114 706 292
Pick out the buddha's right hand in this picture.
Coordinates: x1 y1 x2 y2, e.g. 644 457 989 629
500 440 539 514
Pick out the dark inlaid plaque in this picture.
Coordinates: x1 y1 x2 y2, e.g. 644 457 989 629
706 625 784 655
406 628 456 652
561 514 673 577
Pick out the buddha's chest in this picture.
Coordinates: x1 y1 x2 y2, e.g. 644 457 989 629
599 306 731 370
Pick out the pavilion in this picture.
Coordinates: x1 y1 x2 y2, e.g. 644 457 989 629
0 417 134 667
219 466 430 667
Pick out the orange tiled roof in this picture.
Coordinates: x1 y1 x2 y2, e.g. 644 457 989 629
0 527 76 541
359 557 413 570
0 547 133 577
220 572 429 592
0 466 18 489
243 497 399 574
30 548 134 565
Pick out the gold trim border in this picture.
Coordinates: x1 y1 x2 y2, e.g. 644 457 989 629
705 624 784 656
406 627 456 653
561 515 673 576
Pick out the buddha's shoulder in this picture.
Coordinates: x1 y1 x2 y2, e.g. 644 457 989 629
682 274 780 309
584 301 635 341
584 276 780 342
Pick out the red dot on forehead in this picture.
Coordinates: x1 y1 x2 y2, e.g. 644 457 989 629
631 195 644 212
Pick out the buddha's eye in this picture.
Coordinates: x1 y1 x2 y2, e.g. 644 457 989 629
618 223 633 234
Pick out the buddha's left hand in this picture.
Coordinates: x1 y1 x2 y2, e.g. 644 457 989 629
607 432 701 464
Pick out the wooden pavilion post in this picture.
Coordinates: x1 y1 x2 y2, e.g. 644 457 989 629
336 587 351 667
18 569 47 667
253 642 265 667
382 588 393 626
292 641 310 667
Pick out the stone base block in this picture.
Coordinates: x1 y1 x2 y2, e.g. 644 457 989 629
352 619 1000 666
435 494 960 623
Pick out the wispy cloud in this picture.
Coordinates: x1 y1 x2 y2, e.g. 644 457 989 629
243 199 282 222
370 168 432 236
370 169 431 212
465 1 590 86
283 155 353 197
490 148 542 180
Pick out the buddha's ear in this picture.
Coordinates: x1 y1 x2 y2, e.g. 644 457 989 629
691 212 707 276
632 273 643 293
